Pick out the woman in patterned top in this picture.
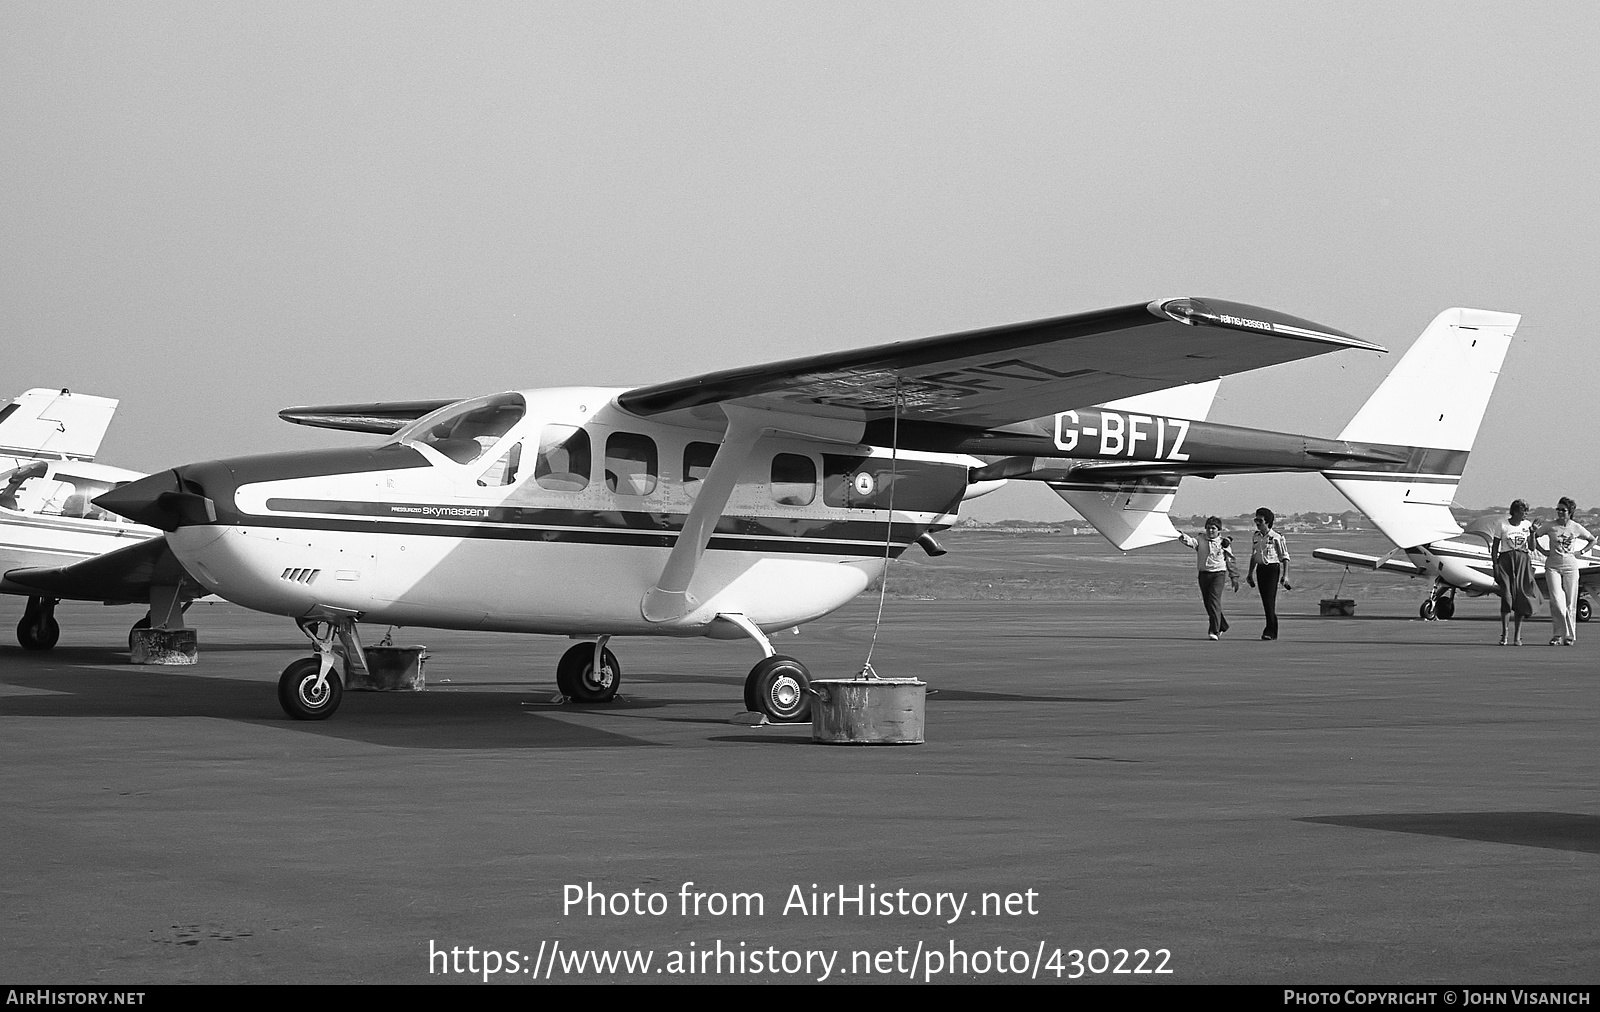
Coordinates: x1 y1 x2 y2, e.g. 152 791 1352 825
1533 497 1596 646
1490 499 1538 646
1247 507 1292 641
1177 516 1238 640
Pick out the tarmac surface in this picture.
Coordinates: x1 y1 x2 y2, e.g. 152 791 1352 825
2 593 1596 984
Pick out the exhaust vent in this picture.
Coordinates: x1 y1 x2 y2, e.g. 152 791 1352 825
280 568 321 585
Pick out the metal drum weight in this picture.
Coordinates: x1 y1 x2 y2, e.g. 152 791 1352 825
809 677 925 745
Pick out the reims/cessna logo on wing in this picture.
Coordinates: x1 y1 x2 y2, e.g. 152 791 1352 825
1053 409 1192 461
1219 314 1271 330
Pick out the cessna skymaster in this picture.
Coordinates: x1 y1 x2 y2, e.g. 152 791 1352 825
1309 309 1595 622
78 296 1465 724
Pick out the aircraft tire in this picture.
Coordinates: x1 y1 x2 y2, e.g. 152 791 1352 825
17 612 60 651
278 658 343 720
744 655 812 723
1435 597 1456 621
556 643 621 703
1579 598 1591 623
1419 599 1437 621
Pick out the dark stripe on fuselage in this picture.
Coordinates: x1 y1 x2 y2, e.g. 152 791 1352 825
228 510 914 557
263 497 931 545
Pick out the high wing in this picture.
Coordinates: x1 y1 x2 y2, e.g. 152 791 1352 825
2 537 194 604
1311 548 1425 577
270 299 1378 439
615 297 1381 430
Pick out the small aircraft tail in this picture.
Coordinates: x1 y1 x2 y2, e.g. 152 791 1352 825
1324 308 1520 549
0 389 119 464
1048 380 1220 549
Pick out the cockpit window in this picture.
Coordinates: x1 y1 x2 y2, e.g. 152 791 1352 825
0 461 46 511
394 393 526 465
0 463 120 521
477 442 522 487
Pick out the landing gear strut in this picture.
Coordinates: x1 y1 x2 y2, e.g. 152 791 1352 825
716 612 815 723
17 596 60 651
277 617 355 720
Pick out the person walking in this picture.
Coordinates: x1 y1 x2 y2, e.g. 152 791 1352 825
1533 497 1595 646
1247 507 1292 640
1490 498 1538 646
1177 516 1238 640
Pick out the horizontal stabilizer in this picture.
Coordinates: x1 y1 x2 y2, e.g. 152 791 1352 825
1310 547 1424 577
279 399 461 435
1049 475 1183 550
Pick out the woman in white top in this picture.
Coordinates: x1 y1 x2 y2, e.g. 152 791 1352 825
1533 497 1596 646
1177 516 1238 640
1491 499 1538 646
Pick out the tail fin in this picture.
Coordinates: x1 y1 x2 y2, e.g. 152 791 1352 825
0 389 119 466
1049 380 1219 549
1324 308 1519 549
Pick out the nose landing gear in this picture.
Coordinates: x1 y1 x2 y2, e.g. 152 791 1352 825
277 616 355 720
1420 583 1457 621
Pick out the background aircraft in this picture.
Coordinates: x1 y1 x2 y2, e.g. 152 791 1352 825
1309 309 1595 621
86 297 1415 723
0 388 119 471
0 389 200 651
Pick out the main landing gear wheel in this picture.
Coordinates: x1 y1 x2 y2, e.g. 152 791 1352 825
1435 596 1456 621
744 655 812 723
1578 598 1592 623
278 657 343 720
557 643 621 703
18 597 60 651
1419 599 1437 621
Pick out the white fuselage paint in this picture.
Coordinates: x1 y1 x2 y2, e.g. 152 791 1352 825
168 389 967 638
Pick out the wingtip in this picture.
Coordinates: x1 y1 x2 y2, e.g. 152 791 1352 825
1151 297 1387 354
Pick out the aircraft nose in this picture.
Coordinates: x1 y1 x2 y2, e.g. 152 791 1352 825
94 467 218 532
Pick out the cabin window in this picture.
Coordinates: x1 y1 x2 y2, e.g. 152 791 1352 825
0 463 119 521
477 442 522 487
534 425 591 491
683 442 718 498
605 432 658 496
770 453 816 506
396 392 526 465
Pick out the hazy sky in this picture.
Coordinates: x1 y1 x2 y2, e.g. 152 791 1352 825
4 2 1595 521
